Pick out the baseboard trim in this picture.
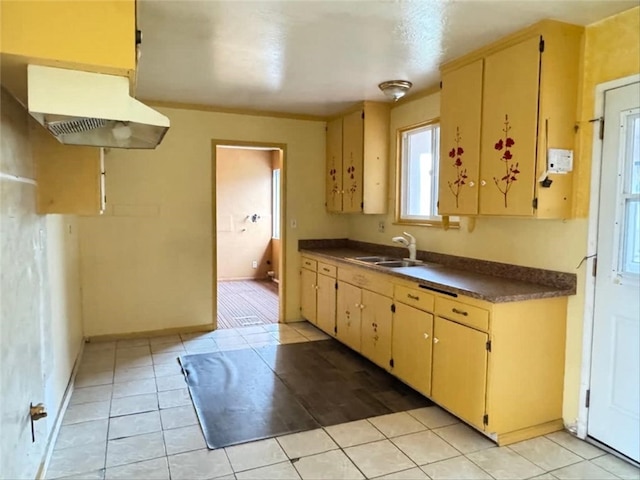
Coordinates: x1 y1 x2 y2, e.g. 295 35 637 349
495 419 564 446
86 323 215 343
36 338 86 480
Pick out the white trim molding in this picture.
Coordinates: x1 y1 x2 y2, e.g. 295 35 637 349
577 73 640 439
0 171 37 186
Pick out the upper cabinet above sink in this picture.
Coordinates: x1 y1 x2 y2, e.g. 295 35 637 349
438 20 583 219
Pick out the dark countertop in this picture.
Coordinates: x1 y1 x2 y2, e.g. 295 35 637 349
300 246 576 303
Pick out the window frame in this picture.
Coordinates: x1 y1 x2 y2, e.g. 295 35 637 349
394 118 459 228
272 168 281 240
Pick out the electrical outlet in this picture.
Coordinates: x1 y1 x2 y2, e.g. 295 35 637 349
378 221 385 233
252 260 258 269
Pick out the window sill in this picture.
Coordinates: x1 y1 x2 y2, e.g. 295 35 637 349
394 219 460 229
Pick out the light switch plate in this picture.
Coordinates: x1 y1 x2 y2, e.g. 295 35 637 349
548 148 573 173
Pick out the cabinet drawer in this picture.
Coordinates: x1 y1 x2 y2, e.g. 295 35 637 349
394 285 434 312
435 297 489 331
338 268 393 297
318 262 337 278
301 257 317 271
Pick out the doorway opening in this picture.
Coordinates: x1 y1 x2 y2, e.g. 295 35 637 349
213 142 285 330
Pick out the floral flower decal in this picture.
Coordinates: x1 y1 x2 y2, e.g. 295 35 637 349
346 154 357 206
329 167 339 196
493 115 520 208
447 127 468 208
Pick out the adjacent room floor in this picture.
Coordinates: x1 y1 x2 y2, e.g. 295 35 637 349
217 280 279 329
46 322 640 480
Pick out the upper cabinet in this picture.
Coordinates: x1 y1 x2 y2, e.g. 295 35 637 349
31 121 106 215
0 0 137 103
438 21 583 218
326 102 390 214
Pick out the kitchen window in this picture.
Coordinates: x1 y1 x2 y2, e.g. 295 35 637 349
396 120 458 226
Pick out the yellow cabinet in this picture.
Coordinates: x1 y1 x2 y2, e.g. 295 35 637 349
326 117 343 212
0 0 137 103
300 265 317 325
360 290 393 369
431 316 488 429
316 271 337 336
438 60 483 215
391 302 434 396
31 122 106 215
336 281 362 351
438 20 583 218
325 102 389 214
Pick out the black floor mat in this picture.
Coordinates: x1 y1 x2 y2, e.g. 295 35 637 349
179 338 433 449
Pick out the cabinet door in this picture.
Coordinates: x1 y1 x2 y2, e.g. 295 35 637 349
336 281 362 351
391 303 433 396
316 273 336 336
300 268 317 324
342 110 364 213
326 117 343 212
479 36 541 216
360 290 393 369
432 317 488 428
439 60 483 215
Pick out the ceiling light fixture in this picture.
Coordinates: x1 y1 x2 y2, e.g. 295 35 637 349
378 80 413 102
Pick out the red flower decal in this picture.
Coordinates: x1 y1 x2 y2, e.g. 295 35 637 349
492 115 520 208
457 147 464 156
455 158 462 167
447 126 468 209
449 148 456 158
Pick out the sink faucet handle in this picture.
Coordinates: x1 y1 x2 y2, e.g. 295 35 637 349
403 232 416 244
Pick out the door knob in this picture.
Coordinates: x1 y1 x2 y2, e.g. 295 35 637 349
469 181 475 187
480 180 487 186
423 333 429 340
433 337 439 344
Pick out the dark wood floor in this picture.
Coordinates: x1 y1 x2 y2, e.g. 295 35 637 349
217 280 279 329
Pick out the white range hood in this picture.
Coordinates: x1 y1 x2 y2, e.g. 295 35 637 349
27 65 170 149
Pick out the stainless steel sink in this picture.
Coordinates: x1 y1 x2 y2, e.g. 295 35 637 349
374 259 423 268
351 256 398 263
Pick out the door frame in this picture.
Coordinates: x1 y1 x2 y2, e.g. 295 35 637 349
211 139 288 329
577 73 640 439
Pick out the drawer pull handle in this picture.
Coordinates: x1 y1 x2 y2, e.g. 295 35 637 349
452 308 468 316
322 268 331 272
407 294 420 301
433 337 439 344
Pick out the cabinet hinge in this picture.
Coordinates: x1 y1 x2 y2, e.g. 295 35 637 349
486 340 492 352
483 414 489 425
389 358 394 368
439 81 443 89
585 389 590 408
334 325 338 334
592 258 598 277
532 197 538 210
391 304 396 313
335 281 338 290
361 111 365 120
361 202 364 210
539 36 545 53
599 118 605 140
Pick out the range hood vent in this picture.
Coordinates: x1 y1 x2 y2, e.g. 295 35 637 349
27 65 170 149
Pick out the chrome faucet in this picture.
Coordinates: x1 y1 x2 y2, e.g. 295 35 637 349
392 232 417 261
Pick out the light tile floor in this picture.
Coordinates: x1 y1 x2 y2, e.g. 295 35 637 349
46 322 640 480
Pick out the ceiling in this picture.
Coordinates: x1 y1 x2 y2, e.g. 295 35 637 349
136 0 637 117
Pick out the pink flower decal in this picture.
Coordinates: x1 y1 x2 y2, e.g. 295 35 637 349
492 115 519 208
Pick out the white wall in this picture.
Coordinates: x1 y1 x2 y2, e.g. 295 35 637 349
79 107 349 337
0 89 83 479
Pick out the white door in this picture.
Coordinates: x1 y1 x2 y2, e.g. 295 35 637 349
588 81 640 462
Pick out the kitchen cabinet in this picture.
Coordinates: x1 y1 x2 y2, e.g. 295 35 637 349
300 256 337 335
438 20 583 218
336 281 363 351
299 254 568 445
325 102 389 214
31 121 106 215
431 316 488 429
360 290 393 370
438 60 483 216
300 265 317 325
0 0 137 104
391 301 433 396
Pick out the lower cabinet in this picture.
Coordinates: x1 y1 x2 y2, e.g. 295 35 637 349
316 273 336 335
360 290 393 369
300 267 317 325
391 302 433 396
431 316 488 429
336 281 363 351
